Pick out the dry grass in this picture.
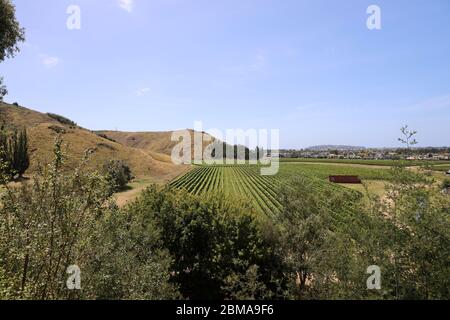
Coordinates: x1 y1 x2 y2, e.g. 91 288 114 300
1 103 190 183
99 129 218 158
340 180 388 198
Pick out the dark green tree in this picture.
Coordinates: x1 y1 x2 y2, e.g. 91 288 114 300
0 0 25 101
127 186 281 300
103 160 133 192
0 0 25 63
0 137 179 300
1 128 29 178
17 128 29 177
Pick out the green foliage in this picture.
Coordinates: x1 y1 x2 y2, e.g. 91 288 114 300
0 126 29 178
103 160 133 192
223 265 272 300
0 0 25 63
276 176 367 299
398 125 418 149
367 166 450 299
0 137 179 300
275 166 450 300
442 179 450 189
0 0 24 101
127 186 282 300
47 113 77 127
0 130 448 300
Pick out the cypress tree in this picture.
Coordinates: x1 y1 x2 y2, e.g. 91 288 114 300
18 128 29 177
0 128 29 179
8 130 19 177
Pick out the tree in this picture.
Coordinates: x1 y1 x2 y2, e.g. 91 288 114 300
0 137 179 300
16 128 29 177
398 125 418 151
103 160 133 192
277 176 371 299
0 0 25 102
0 128 29 178
367 166 450 299
442 179 450 190
127 186 281 299
0 0 25 63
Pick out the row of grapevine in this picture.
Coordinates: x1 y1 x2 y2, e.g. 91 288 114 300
169 164 362 217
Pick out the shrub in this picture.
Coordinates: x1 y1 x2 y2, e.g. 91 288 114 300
0 137 179 300
127 186 282 300
442 179 450 189
95 132 117 143
0 127 29 179
103 160 133 192
48 125 66 134
47 113 77 127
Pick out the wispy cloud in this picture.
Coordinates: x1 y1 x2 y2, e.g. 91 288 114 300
118 0 134 13
136 87 151 96
403 94 450 112
249 53 266 71
40 55 60 68
220 51 268 76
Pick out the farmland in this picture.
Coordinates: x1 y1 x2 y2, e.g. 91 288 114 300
279 162 392 180
169 163 377 216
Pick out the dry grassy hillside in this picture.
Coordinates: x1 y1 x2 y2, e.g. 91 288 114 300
98 130 218 160
0 102 189 182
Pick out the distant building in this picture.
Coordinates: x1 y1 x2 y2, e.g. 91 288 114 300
329 176 362 184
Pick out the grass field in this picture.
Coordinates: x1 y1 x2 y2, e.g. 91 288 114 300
431 164 450 172
279 162 392 180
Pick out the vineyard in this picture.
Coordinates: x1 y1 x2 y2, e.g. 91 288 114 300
169 164 363 216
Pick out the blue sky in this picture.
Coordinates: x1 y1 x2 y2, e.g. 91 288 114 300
1 0 449 148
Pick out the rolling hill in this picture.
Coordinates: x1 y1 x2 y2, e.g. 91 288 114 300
97 129 218 161
0 102 190 182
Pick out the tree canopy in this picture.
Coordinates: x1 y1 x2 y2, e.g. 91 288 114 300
0 0 25 63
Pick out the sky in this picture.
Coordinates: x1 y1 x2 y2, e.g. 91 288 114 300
1 0 450 148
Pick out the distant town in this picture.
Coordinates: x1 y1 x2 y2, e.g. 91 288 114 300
279 146 450 161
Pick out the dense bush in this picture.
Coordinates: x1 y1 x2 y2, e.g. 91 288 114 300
442 179 450 189
95 132 117 143
1 137 448 300
0 126 29 179
103 160 133 192
47 113 77 127
276 167 450 300
126 187 284 300
0 138 178 300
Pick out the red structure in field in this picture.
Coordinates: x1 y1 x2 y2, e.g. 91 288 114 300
329 175 362 184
